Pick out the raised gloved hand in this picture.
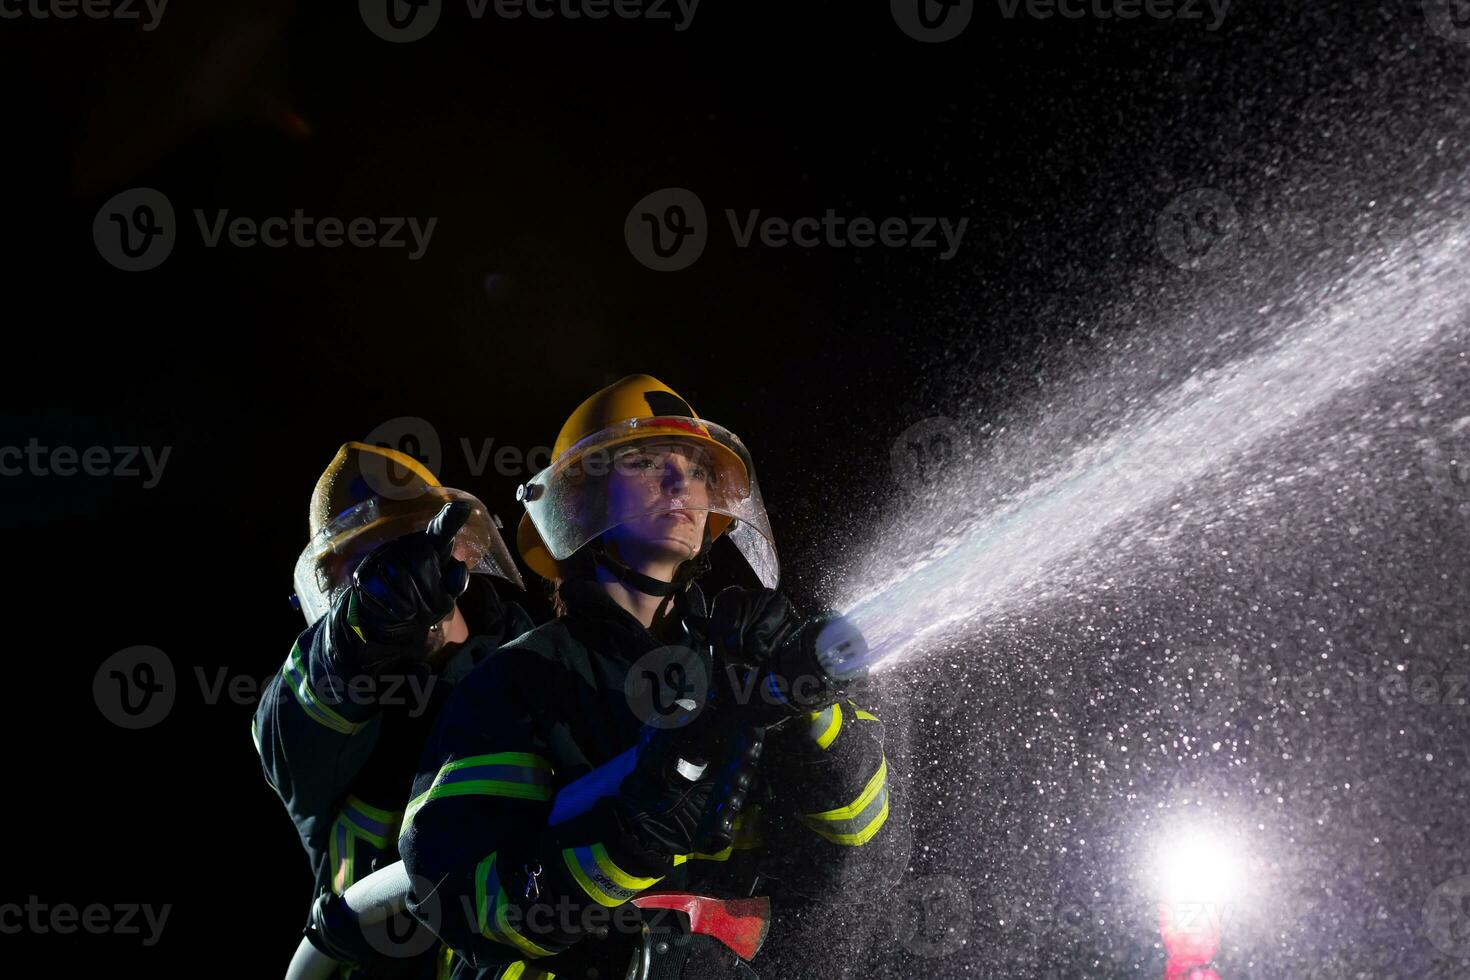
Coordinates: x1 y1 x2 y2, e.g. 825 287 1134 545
615 723 762 861
347 501 471 655
708 587 804 667
710 587 870 725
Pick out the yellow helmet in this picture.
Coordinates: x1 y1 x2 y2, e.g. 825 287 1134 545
516 374 779 588
292 442 522 624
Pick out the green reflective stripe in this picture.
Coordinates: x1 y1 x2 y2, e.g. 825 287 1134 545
402 754 555 834
283 643 366 735
250 716 262 755
800 757 890 846
494 963 556 980
330 797 402 895
440 753 555 775
563 844 661 907
475 853 556 959
807 702 844 749
852 704 881 723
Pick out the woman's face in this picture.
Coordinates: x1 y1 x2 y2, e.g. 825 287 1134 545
601 440 712 568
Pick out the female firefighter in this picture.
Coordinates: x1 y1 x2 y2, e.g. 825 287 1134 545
396 376 910 979
253 442 535 978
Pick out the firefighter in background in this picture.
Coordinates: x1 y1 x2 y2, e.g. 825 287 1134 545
397 376 910 978
254 442 536 978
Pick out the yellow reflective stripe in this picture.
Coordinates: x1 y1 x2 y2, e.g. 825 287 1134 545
250 717 262 755
672 844 734 866
474 853 555 959
809 758 887 822
801 758 891 846
807 799 890 846
284 644 367 735
854 708 880 722
810 702 843 749
346 794 398 826
501 964 525 980
563 844 662 907
440 753 554 774
402 754 555 832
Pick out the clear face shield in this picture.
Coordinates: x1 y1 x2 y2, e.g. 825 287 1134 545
519 417 779 588
291 487 523 625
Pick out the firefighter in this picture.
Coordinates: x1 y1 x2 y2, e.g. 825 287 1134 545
254 442 536 979
397 376 910 979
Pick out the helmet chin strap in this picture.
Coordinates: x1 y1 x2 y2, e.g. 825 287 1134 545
587 526 713 598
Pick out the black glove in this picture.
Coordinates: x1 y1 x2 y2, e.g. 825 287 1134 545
709 587 804 668
615 723 761 861
711 588 868 724
303 890 364 965
348 501 471 654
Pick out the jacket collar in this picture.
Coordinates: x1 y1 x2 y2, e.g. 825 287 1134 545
559 577 708 664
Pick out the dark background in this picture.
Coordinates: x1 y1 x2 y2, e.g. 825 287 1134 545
4 1 1470 976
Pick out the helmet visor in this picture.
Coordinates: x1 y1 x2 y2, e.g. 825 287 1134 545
520 416 779 588
292 487 522 625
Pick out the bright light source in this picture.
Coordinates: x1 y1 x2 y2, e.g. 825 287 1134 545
1155 829 1241 905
